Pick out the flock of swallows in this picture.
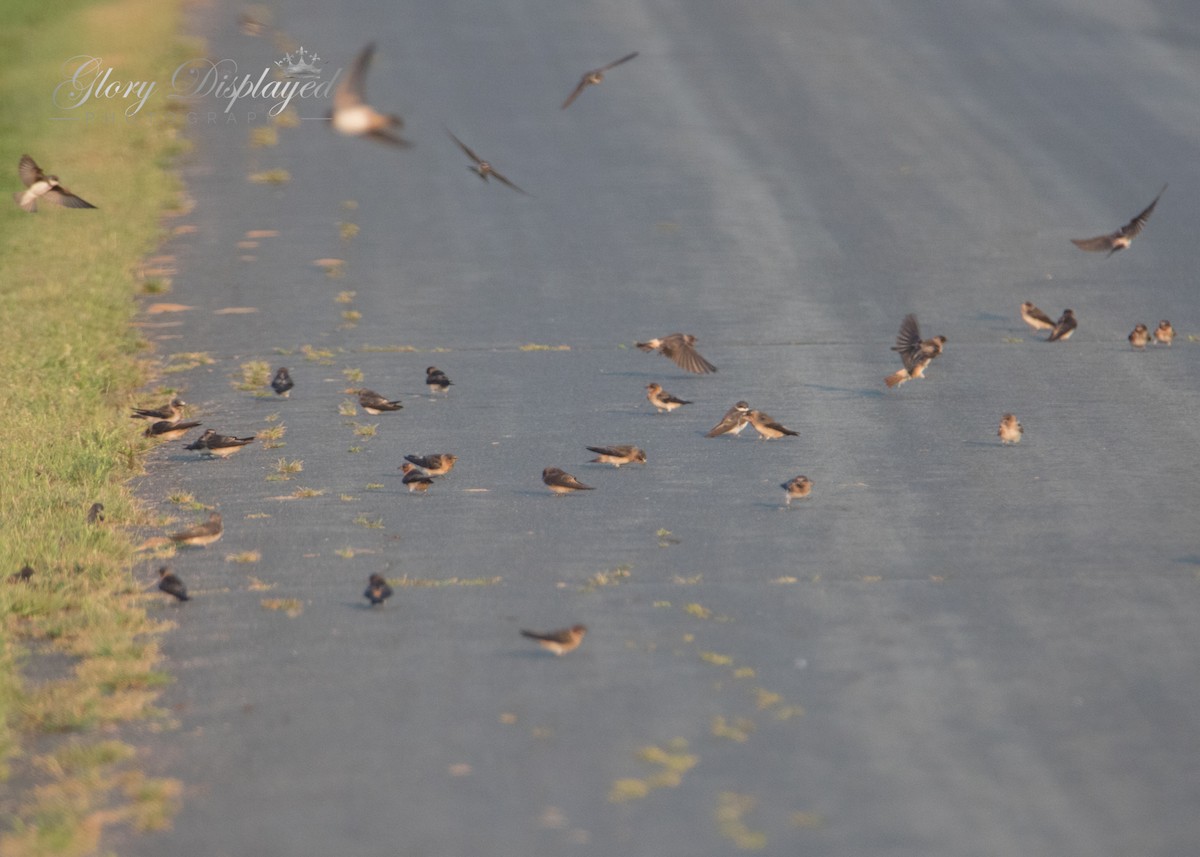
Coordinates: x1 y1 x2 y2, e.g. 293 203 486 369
13 38 1179 655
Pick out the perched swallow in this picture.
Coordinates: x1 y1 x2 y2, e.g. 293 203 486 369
1020 302 1056 333
542 467 593 494
169 512 223 547
271 367 294 396
357 389 402 414
330 43 412 147
998 413 1024 444
1047 309 1077 342
586 445 646 467
1154 320 1175 346
885 314 946 388
403 454 457 476
14 155 97 213
157 566 190 601
1071 185 1166 256
8 565 34 584
781 475 812 505
400 462 435 492
364 572 393 606
706 401 751 437
87 502 105 524
447 130 528 194
185 429 255 457
636 333 717 374
131 397 185 421
746 410 798 439
645 382 691 413
521 624 587 655
561 52 639 109
425 366 453 393
1128 323 1150 349
144 419 202 441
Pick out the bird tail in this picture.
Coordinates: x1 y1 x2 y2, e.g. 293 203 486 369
884 369 909 388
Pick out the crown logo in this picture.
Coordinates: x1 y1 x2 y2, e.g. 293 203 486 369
274 47 322 79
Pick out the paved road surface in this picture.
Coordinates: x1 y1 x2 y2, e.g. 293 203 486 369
121 0 1200 854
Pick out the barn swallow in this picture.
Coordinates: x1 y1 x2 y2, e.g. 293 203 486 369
400 462 435 492
14 155 98 212
1071 185 1166 256
271 367 294 396
364 572 393 606
357 389 403 414
447 130 528 194
87 502 105 524
1047 309 1077 342
998 413 1023 444
425 366 452 393
520 624 587 655
781 475 812 505
403 454 457 476
329 43 413 147
1020 302 1056 333
1128 323 1150 349
645 382 691 413
636 333 717 374
131 397 185 421
144 419 202 441
542 467 593 494
706 401 751 437
157 566 190 601
561 52 639 109
885 314 946 388
747 409 798 439
586 445 646 467
185 428 255 457
8 565 34 583
1154 320 1175 346
169 512 223 547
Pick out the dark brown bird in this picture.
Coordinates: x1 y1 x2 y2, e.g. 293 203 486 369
400 463 435 492
542 467 593 494
1047 309 1077 342
636 333 717 374
746 410 798 439
131 397 185 421
403 454 457 476
14 155 97 212
169 512 223 547
521 624 587 655
185 428 255 457
586 445 646 467
561 52 639 109
1129 323 1150 349
447 130 528 194
144 419 202 441
87 502 105 524
357 389 402 414
781 475 812 505
364 572 393 606
706 401 751 437
645 382 691 413
8 565 34 584
1154 320 1175 346
1020 302 1056 333
329 43 412 147
271 367 294 396
998 413 1023 444
885 314 946 388
1071 185 1165 256
157 566 190 601
425 366 452 393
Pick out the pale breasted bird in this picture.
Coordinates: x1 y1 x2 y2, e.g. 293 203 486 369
998 413 1024 444
185 429 255 457
329 43 413 147
157 566 190 601
542 467 593 494
1071 185 1166 256
1154 320 1175 346
400 463 435 492
586 445 646 467
1020 302 1056 333
1128 323 1150 349
144 419 202 441
425 366 452 393
1047 309 1077 342
169 512 223 547
447 130 529 194
14 155 98 212
520 625 587 655
357 389 402 414
364 573 393 606
781 475 812 505
131 397 185 421
746 409 798 439
885 314 946 388
636 333 717 374
403 454 457 476
645 382 691 413
706 401 751 437
561 52 639 109
271 367 294 396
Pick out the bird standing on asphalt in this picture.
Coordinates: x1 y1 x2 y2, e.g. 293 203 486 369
1020 302 1056 334
185 429 255 457
157 566 190 601
561 52 639 109
144 419 202 441
781 476 812 505
1154 320 1175 346
747 410 798 440
542 467 593 494
1071 185 1166 256
706 401 751 437
425 366 452 393
885 314 946 388
131 398 185 421
998 413 1024 444
1128 323 1150 349
400 463 435 493
447 130 528 194
14 155 98 212
521 625 587 655
403 454 457 476
586 445 646 467
169 512 223 547
645 382 691 413
364 573 393 606
1047 309 1077 342
636 333 717 374
329 43 413 147
357 389 403 414
271 367 294 396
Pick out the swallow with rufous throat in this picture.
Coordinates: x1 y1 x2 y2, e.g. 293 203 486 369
1021 302 1056 333
645 382 691 413
1071 185 1165 256
747 410 798 439
586 445 646 467
1154 320 1174 345
1047 309 1077 342
561 52 639 109
706 401 751 437
998 413 1023 444
157 566 190 601
357 389 402 414
364 572 393 606
403 454 457 476
169 512 223 547
781 475 812 505
87 502 105 524
329 43 412 147
1129 323 1150 349
400 463 435 492
885 314 946 388
542 467 593 494
271 367 294 396
131 397 185 421
14 155 97 212
521 624 587 655
144 419 202 441
185 429 255 457
447 130 529 194
425 366 452 393
636 333 717 374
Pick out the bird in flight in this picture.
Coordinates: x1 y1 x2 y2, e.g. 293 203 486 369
1071 185 1166 256
14 155 97 212
636 333 717 374
561 52 639 109
885 314 946 388
330 43 413 147
447 130 528 194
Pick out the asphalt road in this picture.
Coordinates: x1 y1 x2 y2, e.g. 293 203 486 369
120 0 1200 854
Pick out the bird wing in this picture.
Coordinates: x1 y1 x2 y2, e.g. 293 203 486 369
561 78 590 110
489 168 529 195
1116 184 1166 239
17 155 41 187
599 51 640 72
446 130 483 165
335 43 375 110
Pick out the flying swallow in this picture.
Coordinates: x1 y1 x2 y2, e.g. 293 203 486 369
1154 320 1175 346
330 43 412 147
400 462 435 492
185 428 255 457
542 467 593 494
169 512 223 547
157 566 190 601
403 454 457 476
746 409 798 439
1128 323 1150 349
885 314 946 388
781 475 812 505
1071 185 1166 256
636 333 717 374
998 413 1023 444
144 419 202 441
357 389 402 414
520 624 587 655
131 397 185 421
645 382 691 413
425 366 452 393
1020 302 1056 333
706 401 751 437
586 445 646 467
364 572 393 606
87 502 105 524
561 51 639 109
447 130 529 194
1047 309 1077 342
237 12 267 36
8 565 34 584
14 155 98 213
271 367 294 396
